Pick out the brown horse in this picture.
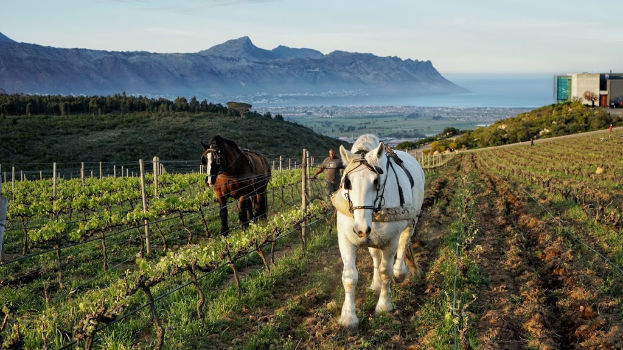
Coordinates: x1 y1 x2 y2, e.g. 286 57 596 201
201 135 271 235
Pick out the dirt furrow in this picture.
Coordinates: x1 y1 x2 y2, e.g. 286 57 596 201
482 163 623 348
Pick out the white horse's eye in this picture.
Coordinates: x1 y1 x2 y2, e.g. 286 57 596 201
373 178 379 186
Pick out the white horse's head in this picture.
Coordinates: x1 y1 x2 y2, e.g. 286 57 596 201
339 142 387 237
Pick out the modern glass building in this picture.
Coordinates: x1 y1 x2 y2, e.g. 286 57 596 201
554 73 623 107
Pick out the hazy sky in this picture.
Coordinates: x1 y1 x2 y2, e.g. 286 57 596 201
2 0 622 74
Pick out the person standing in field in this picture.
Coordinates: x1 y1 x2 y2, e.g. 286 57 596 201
530 136 534 146
610 124 613 138
312 148 344 198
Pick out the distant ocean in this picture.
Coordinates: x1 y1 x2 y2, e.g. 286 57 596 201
258 74 554 108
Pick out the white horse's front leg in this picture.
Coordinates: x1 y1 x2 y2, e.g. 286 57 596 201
338 232 359 329
376 243 397 313
368 247 382 292
393 222 414 283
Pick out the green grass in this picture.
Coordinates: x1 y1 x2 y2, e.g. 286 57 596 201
411 173 483 349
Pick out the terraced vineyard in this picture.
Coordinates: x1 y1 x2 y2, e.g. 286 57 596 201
1 128 622 349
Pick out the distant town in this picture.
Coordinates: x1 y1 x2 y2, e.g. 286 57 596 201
257 105 531 144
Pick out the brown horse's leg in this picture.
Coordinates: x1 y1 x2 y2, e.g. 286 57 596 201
262 186 269 218
218 196 229 236
238 196 249 229
246 195 254 225
255 188 267 220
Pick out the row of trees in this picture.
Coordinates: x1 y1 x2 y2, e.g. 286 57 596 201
0 93 284 118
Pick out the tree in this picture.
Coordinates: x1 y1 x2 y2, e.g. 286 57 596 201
189 96 199 112
226 101 252 118
174 97 188 112
583 91 598 107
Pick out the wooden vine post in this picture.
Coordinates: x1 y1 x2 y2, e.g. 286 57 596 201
52 162 64 289
152 156 159 198
0 165 7 262
301 149 308 250
99 161 102 179
139 159 151 256
11 166 15 200
80 162 85 185
279 156 282 172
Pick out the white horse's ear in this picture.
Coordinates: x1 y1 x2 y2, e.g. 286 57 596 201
339 145 352 164
374 142 385 158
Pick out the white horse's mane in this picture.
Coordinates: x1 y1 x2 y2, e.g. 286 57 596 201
351 134 380 154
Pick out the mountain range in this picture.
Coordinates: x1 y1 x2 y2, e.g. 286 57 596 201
0 33 464 102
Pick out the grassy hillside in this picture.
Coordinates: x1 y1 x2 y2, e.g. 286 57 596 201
452 102 622 150
0 112 347 167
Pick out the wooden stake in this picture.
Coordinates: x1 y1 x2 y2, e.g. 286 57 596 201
0 166 6 262
53 163 57 200
153 156 159 197
80 162 85 185
11 167 14 200
279 156 282 172
301 149 308 250
139 159 150 255
99 161 102 179
113 165 116 178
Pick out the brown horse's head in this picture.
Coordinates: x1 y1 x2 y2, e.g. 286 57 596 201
201 141 220 187
201 135 244 186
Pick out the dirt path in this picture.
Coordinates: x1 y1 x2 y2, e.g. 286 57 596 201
213 167 458 349
462 126 623 153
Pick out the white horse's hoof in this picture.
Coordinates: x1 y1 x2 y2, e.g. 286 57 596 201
393 261 408 283
375 300 393 313
338 314 359 330
393 271 406 283
369 283 382 293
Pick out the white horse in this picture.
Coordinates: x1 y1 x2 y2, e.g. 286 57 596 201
335 134 425 329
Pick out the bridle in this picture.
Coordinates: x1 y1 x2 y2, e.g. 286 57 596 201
341 152 390 213
202 144 243 176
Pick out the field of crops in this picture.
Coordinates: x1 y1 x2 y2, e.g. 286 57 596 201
0 166 333 349
1 128 622 349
